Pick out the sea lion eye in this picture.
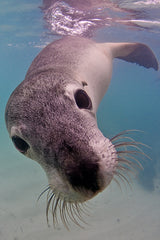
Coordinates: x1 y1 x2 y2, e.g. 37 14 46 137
12 136 29 154
74 89 92 109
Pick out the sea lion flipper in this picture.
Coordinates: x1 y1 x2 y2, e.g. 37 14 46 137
100 42 159 70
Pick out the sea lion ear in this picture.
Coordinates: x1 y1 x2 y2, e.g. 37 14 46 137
100 42 159 71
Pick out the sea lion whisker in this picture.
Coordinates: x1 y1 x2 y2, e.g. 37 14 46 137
37 185 51 202
61 200 71 230
113 139 151 188
114 141 146 151
112 177 122 191
110 131 132 142
117 157 143 171
116 165 138 178
117 149 148 158
72 202 89 226
63 202 72 229
110 129 143 142
68 203 80 222
47 189 54 203
118 166 134 182
68 203 78 224
72 202 83 220
123 140 150 150
113 172 128 189
59 199 64 228
59 199 65 228
77 201 90 217
112 132 151 164
64 201 71 229
111 135 136 144
58 198 70 230
46 193 55 226
117 150 151 163
58 199 63 227
51 196 56 226
52 194 60 227
69 203 85 228
116 157 136 167
40 187 89 229
114 154 145 190
61 201 80 229
114 171 132 190
118 154 144 169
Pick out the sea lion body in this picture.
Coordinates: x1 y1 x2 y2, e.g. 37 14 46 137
5 36 158 224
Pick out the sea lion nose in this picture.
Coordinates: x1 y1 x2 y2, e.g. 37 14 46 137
60 141 102 193
66 158 100 193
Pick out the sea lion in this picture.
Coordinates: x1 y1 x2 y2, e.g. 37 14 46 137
5 36 158 227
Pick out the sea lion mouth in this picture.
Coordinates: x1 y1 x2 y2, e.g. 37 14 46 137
38 130 147 229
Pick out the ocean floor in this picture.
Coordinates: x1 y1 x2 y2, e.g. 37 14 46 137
1 154 160 240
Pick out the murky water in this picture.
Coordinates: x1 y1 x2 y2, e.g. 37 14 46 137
1 0 160 239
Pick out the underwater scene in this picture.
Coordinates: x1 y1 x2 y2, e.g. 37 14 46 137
1 0 160 239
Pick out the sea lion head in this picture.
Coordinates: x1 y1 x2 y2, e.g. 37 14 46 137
5 68 117 204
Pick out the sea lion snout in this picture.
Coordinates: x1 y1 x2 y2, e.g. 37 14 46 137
46 134 117 202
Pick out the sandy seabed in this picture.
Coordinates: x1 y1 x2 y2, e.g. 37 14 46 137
1 154 160 240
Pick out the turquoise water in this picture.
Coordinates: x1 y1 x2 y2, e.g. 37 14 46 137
1 0 160 239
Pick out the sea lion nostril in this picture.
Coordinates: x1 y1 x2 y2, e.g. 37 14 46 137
12 136 29 154
67 161 100 193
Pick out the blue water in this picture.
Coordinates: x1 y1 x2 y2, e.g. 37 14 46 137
1 0 160 239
